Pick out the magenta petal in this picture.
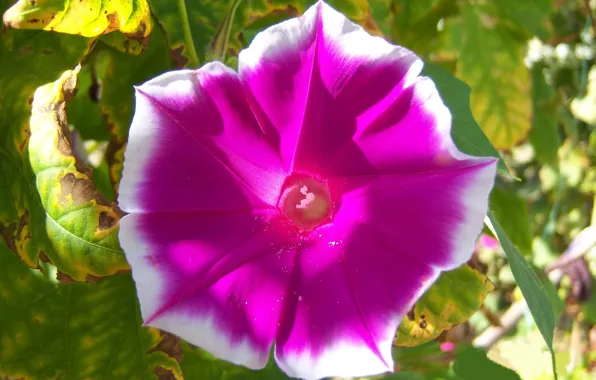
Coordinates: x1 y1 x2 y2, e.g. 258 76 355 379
335 159 497 270
119 62 287 214
120 211 297 368
274 219 438 379
239 1 421 176
118 1 499 378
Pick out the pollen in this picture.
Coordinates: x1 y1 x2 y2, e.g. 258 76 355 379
278 176 333 231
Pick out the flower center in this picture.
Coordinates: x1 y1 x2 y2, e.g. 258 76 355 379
278 176 333 231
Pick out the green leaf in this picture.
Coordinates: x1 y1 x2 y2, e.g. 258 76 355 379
0 241 182 378
489 187 533 255
98 27 173 192
66 63 110 141
207 0 244 62
181 342 288 379
236 0 381 48
395 264 493 347
28 66 129 281
493 0 553 39
393 342 454 378
148 0 223 67
444 2 531 149
383 373 425 380
0 3 93 269
486 211 557 378
421 61 508 174
529 64 560 166
100 32 147 55
453 346 521 380
371 0 458 57
3 0 152 38
149 0 379 68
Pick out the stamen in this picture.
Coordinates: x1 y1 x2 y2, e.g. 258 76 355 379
296 186 316 209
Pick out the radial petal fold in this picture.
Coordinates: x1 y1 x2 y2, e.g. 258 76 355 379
120 211 297 369
119 62 287 214
274 219 438 379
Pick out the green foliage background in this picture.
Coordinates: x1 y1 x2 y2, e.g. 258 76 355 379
0 0 594 378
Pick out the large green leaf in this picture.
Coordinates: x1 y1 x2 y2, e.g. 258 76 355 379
454 346 521 380
486 211 557 378
3 0 152 38
489 186 533 255
395 264 493 347
443 1 532 149
0 1 93 270
29 66 129 281
0 241 182 378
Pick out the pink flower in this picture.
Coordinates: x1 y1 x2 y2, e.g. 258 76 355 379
118 2 497 379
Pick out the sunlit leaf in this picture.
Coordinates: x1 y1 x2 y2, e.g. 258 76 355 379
571 67 596 125
100 32 147 55
3 0 152 38
490 186 533 255
0 242 182 378
486 211 557 377
444 2 531 149
395 265 493 347
488 330 555 380
0 2 92 269
29 67 129 280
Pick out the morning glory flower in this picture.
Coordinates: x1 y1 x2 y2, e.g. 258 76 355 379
118 1 497 379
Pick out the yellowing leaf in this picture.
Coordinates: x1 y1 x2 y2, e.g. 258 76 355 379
0 1 94 271
445 2 532 149
395 264 493 347
29 67 129 281
3 0 152 38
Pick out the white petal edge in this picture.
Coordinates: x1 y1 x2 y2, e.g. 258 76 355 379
447 159 498 269
238 1 422 88
119 214 268 369
274 269 441 380
410 76 498 270
118 62 237 214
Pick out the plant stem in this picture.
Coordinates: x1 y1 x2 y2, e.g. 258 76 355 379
177 0 200 67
